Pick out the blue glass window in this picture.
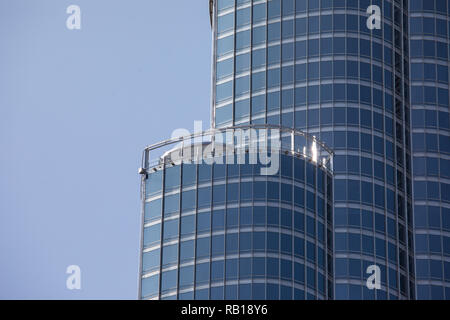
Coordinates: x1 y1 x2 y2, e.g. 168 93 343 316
162 243 178 265
144 224 161 247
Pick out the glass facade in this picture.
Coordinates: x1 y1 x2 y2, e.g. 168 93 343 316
409 0 450 299
139 126 334 300
138 0 450 300
212 0 418 299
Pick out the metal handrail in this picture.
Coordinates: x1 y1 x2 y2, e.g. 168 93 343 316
141 124 334 173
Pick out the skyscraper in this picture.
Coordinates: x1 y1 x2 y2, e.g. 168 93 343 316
212 0 416 300
139 0 450 300
409 0 450 299
139 126 334 300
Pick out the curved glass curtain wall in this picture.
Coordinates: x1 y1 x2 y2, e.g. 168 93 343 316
139 126 334 300
212 0 415 299
409 0 450 300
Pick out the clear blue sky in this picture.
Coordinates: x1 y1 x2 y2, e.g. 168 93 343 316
0 0 211 299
